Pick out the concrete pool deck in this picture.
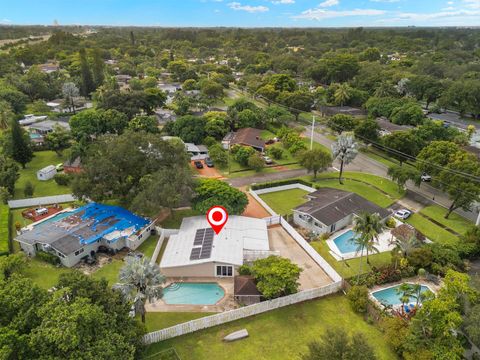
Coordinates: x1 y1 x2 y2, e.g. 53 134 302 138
146 277 235 313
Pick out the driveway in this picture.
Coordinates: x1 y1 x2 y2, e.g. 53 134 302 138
191 161 224 179
268 226 333 290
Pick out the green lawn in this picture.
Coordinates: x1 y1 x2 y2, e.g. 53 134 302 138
0 205 9 255
145 312 214 332
14 150 70 199
160 209 202 229
310 240 392 279
406 214 459 245
419 205 472 235
91 259 124 285
138 235 160 259
22 258 72 289
143 294 396 360
259 188 309 215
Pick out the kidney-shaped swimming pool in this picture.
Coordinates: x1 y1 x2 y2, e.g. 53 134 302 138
162 282 225 305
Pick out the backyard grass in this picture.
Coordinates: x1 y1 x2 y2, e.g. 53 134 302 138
22 258 72 289
259 188 309 215
143 294 396 360
91 258 124 285
0 205 9 255
14 150 70 199
145 312 214 332
406 214 459 245
420 205 472 235
160 209 202 229
310 240 392 279
138 235 160 259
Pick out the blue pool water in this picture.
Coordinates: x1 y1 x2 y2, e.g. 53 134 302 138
332 230 359 254
29 133 43 139
371 284 431 306
36 210 78 226
163 283 225 305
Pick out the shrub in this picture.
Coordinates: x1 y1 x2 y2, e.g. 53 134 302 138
36 250 61 265
238 265 251 275
385 217 396 228
248 153 264 172
24 181 34 198
251 178 313 190
268 146 284 160
54 173 71 186
347 285 369 313
232 145 256 166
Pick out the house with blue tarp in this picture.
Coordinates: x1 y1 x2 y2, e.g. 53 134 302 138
15 203 154 267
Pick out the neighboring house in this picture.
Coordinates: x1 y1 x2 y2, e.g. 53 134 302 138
184 89 201 97
46 97 92 113
19 114 47 126
36 165 57 181
390 223 426 243
185 143 209 160
28 120 70 135
64 157 83 174
160 216 272 278
234 275 262 305
15 203 154 268
319 106 367 117
155 108 177 124
37 62 60 73
222 127 265 152
376 117 412 136
158 82 181 94
293 188 391 235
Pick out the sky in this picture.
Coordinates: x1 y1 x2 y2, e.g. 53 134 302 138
1 0 480 27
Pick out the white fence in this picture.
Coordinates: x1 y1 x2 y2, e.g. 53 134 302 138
249 189 277 216
253 183 316 195
150 228 179 265
143 281 342 344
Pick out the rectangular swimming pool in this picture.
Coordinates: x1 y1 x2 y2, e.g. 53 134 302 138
332 230 359 254
371 284 431 306
162 282 225 305
35 209 78 227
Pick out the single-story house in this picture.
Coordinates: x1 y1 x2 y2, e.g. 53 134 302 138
185 143 209 160
46 97 92 113
376 117 412 136
115 74 132 84
158 83 181 94
234 275 262 305
319 106 367 117
37 62 59 73
64 157 83 174
37 165 57 181
222 127 265 152
28 120 70 135
15 203 154 267
160 216 271 278
155 108 177 123
19 114 48 126
293 188 391 235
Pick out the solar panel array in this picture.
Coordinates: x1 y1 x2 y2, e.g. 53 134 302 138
190 228 214 260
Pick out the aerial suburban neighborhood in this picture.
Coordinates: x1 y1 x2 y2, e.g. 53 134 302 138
1 1 480 360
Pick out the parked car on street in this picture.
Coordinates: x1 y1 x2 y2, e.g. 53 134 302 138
263 156 273 165
194 160 204 169
421 173 432 182
205 157 214 167
394 209 412 220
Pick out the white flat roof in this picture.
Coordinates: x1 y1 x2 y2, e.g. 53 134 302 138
160 216 269 269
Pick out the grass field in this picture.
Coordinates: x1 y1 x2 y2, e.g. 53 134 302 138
406 214 459 245
143 294 396 360
14 151 70 199
419 205 472 235
310 240 392 279
259 188 309 215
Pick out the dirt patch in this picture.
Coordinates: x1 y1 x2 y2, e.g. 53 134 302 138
191 161 224 179
240 187 271 218
271 165 288 171
75 253 115 275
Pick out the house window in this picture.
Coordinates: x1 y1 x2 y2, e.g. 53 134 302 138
74 248 84 256
216 265 233 277
331 223 336 232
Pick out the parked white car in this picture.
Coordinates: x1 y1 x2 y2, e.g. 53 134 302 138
394 209 412 220
263 156 273 165
421 173 432 182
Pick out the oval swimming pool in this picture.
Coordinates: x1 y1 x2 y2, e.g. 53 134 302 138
162 282 225 305
371 283 432 307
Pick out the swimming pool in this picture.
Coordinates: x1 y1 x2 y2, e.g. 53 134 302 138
29 133 43 139
36 210 78 227
162 282 225 305
371 284 432 306
332 230 359 254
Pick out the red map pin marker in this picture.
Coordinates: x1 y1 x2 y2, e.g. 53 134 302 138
207 206 228 235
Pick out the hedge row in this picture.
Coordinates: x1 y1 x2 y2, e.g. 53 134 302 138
0 205 9 256
250 178 312 190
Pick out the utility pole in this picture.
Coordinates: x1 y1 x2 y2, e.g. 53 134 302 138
310 115 315 150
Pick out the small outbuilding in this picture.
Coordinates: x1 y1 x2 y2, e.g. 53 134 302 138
37 165 57 181
234 275 262 305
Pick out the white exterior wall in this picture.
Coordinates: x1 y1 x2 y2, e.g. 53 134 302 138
293 211 353 235
161 262 236 278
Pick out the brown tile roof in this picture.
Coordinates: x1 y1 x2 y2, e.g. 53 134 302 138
234 275 261 296
391 223 425 242
227 128 265 150
295 188 391 226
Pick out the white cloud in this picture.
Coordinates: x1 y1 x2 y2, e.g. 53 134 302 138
447 1 454 4
228 2 269 12
294 8 386 20
441 6 456 10
463 0 480 8
370 0 400 2
1 18 11 23
319 0 339 7
271 0 295 4
391 8 480 21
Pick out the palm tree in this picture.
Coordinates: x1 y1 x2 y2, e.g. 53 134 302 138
331 134 358 184
333 83 352 106
353 212 384 274
113 256 166 323
397 283 426 309
393 234 419 258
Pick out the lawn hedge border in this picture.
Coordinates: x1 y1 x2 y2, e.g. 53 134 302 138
251 178 312 190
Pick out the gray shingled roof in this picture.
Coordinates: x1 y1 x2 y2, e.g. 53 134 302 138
294 188 390 226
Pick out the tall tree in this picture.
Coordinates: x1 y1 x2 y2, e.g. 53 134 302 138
62 82 79 114
9 118 32 168
353 212 384 273
114 256 165 323
299 148 332 179
44 125 71 156
92 48 105 88
0 100 13 129
331 134 358 184
387 165 420 191
79 48 94 97
192 178 248 215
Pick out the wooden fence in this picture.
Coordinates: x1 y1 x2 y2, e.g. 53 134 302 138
143 281 342 344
